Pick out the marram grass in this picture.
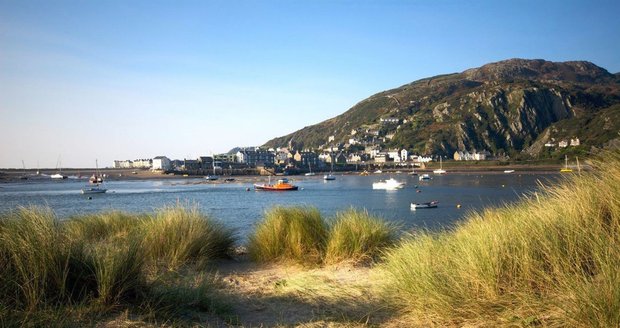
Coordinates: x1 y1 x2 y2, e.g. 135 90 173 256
141 206 236 269
0 205 236 325
381 152 620 327
325 208 398 265
248 206 328 265
247 206 397 265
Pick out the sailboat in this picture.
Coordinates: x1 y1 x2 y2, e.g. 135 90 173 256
560 155 573 173
305 161 316 176
323 156 336 180
51 157 67 179
19 160 29 180
81 160 107 194
205 154 219 180
433 157 446 174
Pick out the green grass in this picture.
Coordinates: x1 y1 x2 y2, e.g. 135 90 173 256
247 206 397 266
0 205 236 325
248 206 328 265
381 152 620 326
325 208 398 265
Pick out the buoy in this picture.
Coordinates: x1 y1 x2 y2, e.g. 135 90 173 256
457 204 461 208
502 184 505 187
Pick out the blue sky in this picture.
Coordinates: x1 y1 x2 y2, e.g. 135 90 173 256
1 0 619 168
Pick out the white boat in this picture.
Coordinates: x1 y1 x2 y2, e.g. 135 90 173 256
411 201 439 210
374 169 382 174
205 175 219 180
418 174 431 181
372 178 405 190
323 174 336 181
305 162 316 176
51 156 67 179
504 169 515 173
433 157 446 174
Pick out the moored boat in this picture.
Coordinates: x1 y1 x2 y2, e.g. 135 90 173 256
323 174 336 181
433 157 446 174
51 173 67 179
504 169 515 173
560 155 573 173
372 178 405 190
81 186 107 194
411 201 439 210
418 174 431 181
254 178 298 191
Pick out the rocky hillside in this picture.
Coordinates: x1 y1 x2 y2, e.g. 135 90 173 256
264 59 620 158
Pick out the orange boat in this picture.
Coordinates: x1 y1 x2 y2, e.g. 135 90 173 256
254 178 298 191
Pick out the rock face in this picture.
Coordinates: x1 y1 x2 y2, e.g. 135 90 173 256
264 59 620 157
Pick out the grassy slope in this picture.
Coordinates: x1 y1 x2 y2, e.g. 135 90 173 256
381 152 620 326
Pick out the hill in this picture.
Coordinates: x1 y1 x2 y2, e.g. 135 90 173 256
264 59 620 158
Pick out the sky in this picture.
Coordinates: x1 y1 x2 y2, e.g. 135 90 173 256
1 0 619 168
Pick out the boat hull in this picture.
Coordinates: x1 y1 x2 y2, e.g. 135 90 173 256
254 184 298 191
81 188 107 194
411 201 439 210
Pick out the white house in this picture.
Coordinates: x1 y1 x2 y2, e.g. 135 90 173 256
152 156 171 171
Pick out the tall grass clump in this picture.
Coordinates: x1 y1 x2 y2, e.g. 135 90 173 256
325 208 397 265
141 206 235 269
63 211 144 243
0 207 69 311
381 152 620 327
248 206 328 265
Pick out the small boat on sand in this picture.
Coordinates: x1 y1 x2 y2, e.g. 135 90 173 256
411 201 439 210
254 177 298 191
504 169 515 173
372 178 405 190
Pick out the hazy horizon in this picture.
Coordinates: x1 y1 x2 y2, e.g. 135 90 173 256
2 0 619 168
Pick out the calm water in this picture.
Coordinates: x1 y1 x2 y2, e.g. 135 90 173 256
0 173 559 239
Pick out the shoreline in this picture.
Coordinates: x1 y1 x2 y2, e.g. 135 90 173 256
0 164 575 183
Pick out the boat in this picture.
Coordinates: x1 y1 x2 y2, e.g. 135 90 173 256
419 174 431 181
374 169 382 174
89 160 104 183
504 169 515 173
51 156 67 179
372 178 405 190
410 201 439 210
408 168 418 176
323 159 336 180
206 153 220 180
81 186 107 194
304 162 316 176
433 157 446 174
81 159 107 194
359 171 369 176
254 177 298 191
560 155 573 173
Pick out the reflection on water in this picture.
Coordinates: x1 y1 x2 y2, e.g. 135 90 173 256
0 173 560 239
